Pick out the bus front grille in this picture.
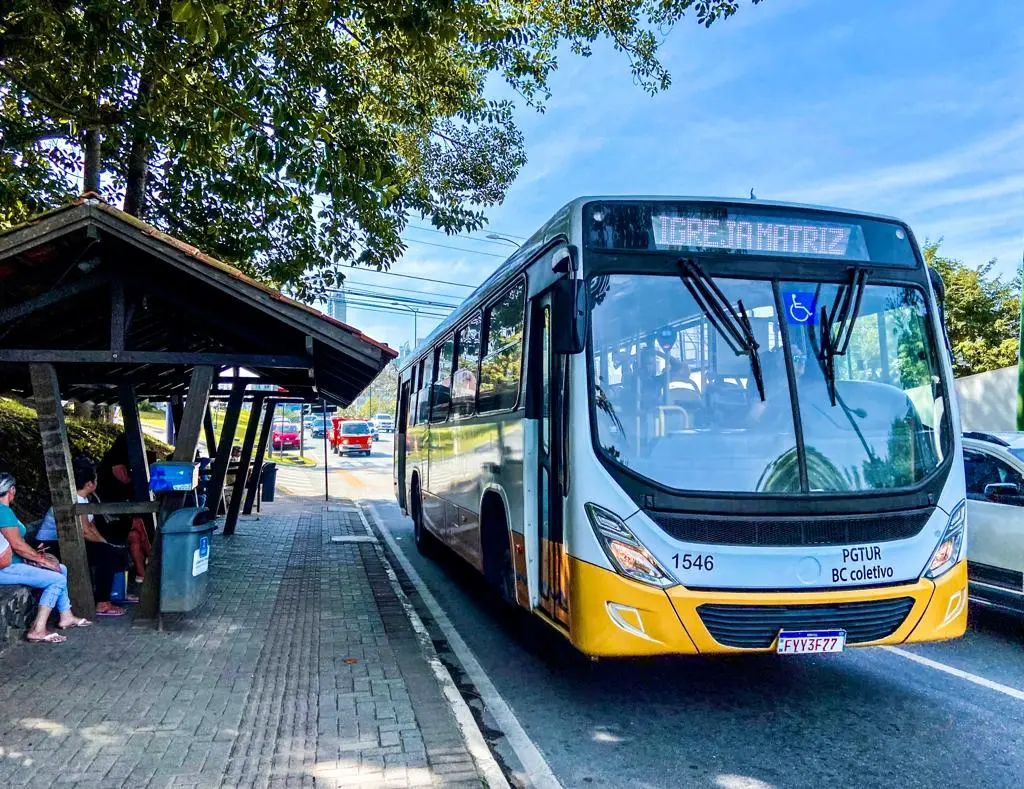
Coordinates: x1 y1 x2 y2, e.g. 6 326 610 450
646 508 934 547
696 597 916 648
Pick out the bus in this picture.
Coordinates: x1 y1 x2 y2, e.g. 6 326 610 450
393 197 967 656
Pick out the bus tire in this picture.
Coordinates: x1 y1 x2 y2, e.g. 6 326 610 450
411 476 434 557
481 494 515 605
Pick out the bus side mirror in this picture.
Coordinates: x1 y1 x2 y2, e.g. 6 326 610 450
552 278 588 355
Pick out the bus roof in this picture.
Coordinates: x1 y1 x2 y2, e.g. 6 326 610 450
400 195 909 371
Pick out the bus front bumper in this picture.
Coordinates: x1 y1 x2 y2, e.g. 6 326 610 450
568 558 967 657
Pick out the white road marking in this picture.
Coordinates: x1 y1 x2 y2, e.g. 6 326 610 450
882 646 1024 702
355 505 512 789
364 502 565 789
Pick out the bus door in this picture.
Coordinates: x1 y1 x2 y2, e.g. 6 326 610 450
396 377 411 510
532 294 570 626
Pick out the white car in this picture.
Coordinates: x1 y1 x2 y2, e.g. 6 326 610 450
373 413 394 433
962 431 1024 616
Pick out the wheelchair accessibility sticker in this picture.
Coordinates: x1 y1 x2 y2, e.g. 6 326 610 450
783 291 817 325
192 535 210 576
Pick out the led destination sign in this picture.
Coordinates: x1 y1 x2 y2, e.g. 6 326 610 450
651 214 868 260
584 201 918 265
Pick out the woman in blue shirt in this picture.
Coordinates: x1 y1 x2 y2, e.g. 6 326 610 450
0 472 91 643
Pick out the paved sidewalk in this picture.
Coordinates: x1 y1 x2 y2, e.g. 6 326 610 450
0 499 489 789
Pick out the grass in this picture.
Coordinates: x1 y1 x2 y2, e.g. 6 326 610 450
270 453 318 467
0 398 173 521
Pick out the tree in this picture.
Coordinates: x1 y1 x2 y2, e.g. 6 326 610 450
0 1 762 295
924 241 1020 377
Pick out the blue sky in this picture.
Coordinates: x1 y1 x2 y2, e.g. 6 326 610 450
336 0 1024 353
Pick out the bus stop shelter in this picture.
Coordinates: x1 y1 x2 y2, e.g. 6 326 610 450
0 196 396 618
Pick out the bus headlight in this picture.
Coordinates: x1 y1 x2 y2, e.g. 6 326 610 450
585 504 674 588
924 500 966 579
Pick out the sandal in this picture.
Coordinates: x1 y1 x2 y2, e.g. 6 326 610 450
95 608 127 617
26 632 67 644
59 617 93 628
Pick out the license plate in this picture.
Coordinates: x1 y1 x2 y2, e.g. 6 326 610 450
776 629 846 654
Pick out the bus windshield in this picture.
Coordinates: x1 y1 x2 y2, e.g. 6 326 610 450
589 273 951 494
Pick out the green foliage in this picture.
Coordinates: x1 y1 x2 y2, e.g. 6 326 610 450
924 241 1021 377
343 362 399 418
0 0 761 294
0 398 172 521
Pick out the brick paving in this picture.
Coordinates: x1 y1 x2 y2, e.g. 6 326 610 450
0 499 487 788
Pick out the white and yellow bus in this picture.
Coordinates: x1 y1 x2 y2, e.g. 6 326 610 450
394 197 967 656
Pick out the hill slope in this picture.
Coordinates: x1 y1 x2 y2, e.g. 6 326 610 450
0 398 172 521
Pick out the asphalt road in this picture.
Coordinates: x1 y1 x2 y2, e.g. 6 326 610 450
299 442 1024 789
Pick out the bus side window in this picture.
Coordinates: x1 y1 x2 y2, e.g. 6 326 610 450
478 281 526 413
431 338 455 422
417 356 432 424
452 313 482 419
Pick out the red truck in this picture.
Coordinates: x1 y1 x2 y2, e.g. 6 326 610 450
330 417 373 456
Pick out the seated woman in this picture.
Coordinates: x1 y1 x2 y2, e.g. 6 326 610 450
97 435 152 583
0 472 91 643
36 456 131 617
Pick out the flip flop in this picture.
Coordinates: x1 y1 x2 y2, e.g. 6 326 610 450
59 617 93 628
26 632 67 644
95 608 127 617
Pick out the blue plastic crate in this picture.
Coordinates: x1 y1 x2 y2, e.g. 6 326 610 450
149 461 199 492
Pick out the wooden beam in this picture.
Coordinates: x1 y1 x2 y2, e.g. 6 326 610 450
224 394 266 535
76 501 161 516
169 396 184 438
0 350 312 367
29 364 95 618
244 400 276 515
119 383 154 503
0 274 110 324
110 280 126 352
205 381 246 520
173 367 215 462
203 406 217 457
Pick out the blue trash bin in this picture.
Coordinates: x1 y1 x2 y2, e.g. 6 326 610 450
261 462 278 503
159 508 215 613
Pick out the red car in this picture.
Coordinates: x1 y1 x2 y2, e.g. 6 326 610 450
272 422 301 450
331 419 373 456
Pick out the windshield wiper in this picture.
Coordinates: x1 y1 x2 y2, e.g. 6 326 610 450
678 259 765 401
812 268 868 406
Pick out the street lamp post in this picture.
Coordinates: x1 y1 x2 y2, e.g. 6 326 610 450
391 302 422 348
486 233 521 248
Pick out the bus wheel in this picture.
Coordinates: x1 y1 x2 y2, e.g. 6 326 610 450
411 479 434 557
482 497 515 605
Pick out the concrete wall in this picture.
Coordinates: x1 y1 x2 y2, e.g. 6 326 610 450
955 364 1018 432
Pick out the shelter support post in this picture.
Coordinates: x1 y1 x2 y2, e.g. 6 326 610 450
205 382 246 520
137 366 216 620
244 399 276 515
119 383 153 504
203 406 217 458
29 364 95 618
224 394 266 535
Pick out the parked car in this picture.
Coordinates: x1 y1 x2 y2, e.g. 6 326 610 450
373 413 394 433
332 419 373 456
962 431 1024 615
272 422 302 450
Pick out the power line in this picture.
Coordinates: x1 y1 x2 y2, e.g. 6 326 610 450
342 276 468 300
342 288 462 309
406 224 529 245
341 300 452 320
335 267 479 290
400 237 507 259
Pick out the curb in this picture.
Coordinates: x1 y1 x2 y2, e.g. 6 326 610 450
355 504 512 789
